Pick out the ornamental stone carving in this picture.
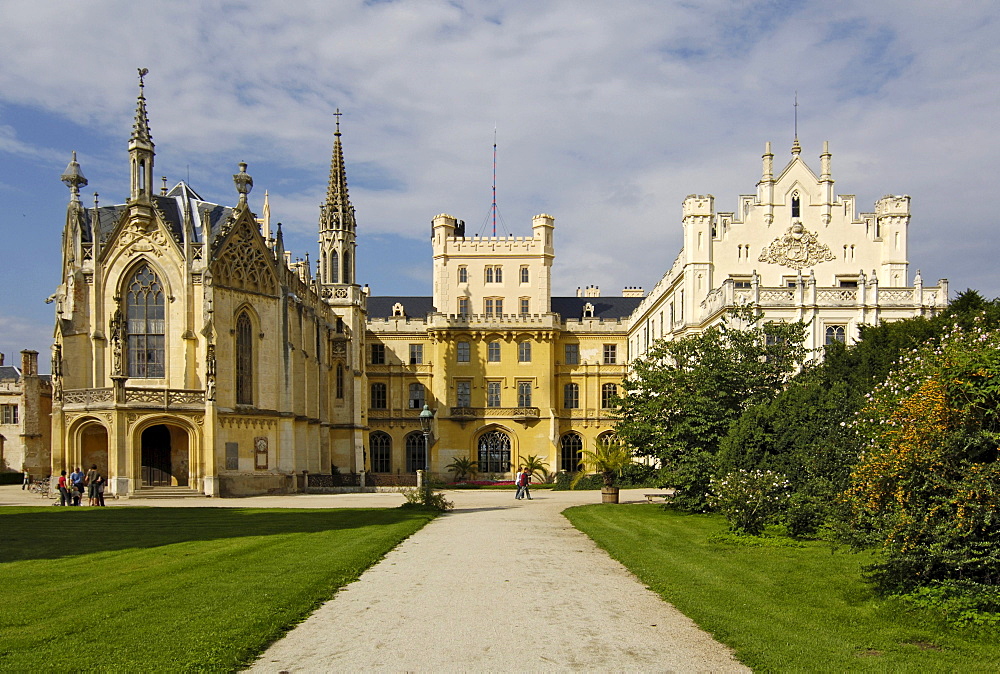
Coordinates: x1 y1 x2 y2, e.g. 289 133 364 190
758 222 836 270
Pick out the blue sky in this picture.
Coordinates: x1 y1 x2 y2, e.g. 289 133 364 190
1 0 998 369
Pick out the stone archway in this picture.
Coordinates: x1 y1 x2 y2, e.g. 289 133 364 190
477 429 511 475
80 423 110 476
140 423 190 487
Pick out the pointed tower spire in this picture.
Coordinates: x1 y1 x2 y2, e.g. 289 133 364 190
791 92 801 156
318 109 358 286
129 68 155 201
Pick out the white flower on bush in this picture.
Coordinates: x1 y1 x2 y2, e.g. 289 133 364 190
707 469 791 535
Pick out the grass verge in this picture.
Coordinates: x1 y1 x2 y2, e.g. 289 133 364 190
564 504 1000 672
0 506 435 671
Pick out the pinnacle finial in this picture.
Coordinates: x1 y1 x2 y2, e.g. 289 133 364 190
60 151 88 201
131 67 152 145
233 161 253 203
334 108 342 136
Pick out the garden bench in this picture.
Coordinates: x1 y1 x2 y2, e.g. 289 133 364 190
644 490 676 502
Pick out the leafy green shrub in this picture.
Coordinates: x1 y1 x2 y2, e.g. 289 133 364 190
553 471 603 490
615 462 659 487
660 450 716 512
897 581 1000 628
707 469 790 535
400 484 454 511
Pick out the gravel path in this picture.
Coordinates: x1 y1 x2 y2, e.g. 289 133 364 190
247 489 748 673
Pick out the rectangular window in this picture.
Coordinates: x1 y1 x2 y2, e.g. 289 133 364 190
485 267 494 283
456 380 472 407
458 266 468 283
602 383 618 408
517 381 532 407
496 298 503 315
1 404 18 425
409 383 425 409
520 266 529 284
564 383 579 409
603 344 617 365
518 341 531 363
371 343 385 364
457 341 470 363
335 363 344 399
370 382 387 409
458 297 469 315
485 298 495 315
409 344 423 365
487 341 501 362
565 343 579 365
486 381 501 407
520 297 530 314
495 266 503 283
225 442 239 470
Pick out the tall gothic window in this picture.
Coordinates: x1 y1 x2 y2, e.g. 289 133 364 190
343 251 352 284
405 432 426 473
329 251 339 283
791 192 800 218
370 432 391 473
236 312 253 405
560 433 583 472
126 263 165 378
478 429 511 473
335 363 345 399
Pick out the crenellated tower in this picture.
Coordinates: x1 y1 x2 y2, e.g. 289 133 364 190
318 110 357 287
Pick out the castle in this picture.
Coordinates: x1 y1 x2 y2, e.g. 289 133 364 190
40 73 946 495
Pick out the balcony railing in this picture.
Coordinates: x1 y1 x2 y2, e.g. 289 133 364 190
62 387 205 408
448 406 540 420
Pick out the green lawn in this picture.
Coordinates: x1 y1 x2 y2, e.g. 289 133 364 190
0 506 435 671
565 504 1000 672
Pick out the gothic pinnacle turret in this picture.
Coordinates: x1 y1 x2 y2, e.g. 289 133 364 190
129 68 155 201
318 110 357 286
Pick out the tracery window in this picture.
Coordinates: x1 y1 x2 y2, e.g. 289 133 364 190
405 432 426 473
370 382 387 409
236 311 253 405
478 429 511 473
126 263 165 378
601 383 618 409
825 325 846 345
564 383 580 409
560 433 583 472
370 432 391 473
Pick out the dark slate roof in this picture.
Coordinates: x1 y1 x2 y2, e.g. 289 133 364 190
366 296 643 320
367 296 436 318
0 366 21 382
79 182 234 246
551 296 643 320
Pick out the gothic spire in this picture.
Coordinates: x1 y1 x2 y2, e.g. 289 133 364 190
131 68 153 149
321 109 356 232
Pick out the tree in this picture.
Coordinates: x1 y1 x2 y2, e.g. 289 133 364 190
841 315 1000 591
445 456 478 482
613 306 807 510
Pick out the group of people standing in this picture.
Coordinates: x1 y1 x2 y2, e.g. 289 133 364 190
56 465 106 506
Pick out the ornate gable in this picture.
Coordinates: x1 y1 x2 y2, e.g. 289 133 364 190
100 208 179 265
210 208 279 295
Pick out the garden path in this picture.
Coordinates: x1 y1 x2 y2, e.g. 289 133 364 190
247 488 747 673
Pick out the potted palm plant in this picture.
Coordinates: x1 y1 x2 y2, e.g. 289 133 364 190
572 439 634 503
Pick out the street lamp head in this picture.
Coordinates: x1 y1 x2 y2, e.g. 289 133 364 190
419 404 434 433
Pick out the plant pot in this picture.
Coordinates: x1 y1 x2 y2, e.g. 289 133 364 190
601 486 620 504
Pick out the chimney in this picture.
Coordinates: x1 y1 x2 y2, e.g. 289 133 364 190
21 350 38 377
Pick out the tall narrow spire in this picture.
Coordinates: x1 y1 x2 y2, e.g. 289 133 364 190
321 108 355 232
791 91 801 156
128 68 155 201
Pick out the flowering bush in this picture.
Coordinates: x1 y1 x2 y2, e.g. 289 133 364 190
708 469 790 535
842 316 1000 590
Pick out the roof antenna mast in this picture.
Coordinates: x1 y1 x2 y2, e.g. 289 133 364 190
491 124 497 236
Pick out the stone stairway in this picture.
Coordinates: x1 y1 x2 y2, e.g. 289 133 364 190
131 486 206 499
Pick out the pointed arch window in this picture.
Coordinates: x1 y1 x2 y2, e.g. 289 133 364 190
329 251 339 283
560 433 583 472
126 263 165 378
370 431 391 473
478 429 511 473
343 251 352 284
791 191 800 218
335 363 345 399
405 432 426 473
236 311 254 405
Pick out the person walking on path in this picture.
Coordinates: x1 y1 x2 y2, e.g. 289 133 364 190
22 468 29 490
57 470 71 506
515 467 532 500
86 464 100 506
70 466 84 506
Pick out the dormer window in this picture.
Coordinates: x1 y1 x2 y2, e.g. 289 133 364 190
791 191 800 218
583 302 595 318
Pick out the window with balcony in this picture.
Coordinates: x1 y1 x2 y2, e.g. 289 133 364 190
486 381 501 407
517 381 532 407
125 262 165 378
456 380 472 407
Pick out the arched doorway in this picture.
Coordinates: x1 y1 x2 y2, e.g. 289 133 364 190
80 423 109 476
560 432 583 472
140 424 190 487
478 429 511 474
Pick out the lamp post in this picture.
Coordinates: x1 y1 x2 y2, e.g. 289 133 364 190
419 404 435 482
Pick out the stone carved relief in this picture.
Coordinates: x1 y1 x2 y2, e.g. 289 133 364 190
115 219 169 258
212 217 277 295
758 222 836 270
